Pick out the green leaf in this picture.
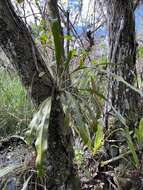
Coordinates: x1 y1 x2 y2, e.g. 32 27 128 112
64 49 77 69
93 120 104 155
98 56 108 65
111 105 127 126
99 69 143 97
40 32 48 45
64 35 73 41
64 50 73 69
124 127 139 168
26 97 52 176
79 58 84 66
135 118 143 144
113 74 143 97
138 47 143 58
80 68 143 97
91 60 97 65
91 77 102 119
63 93 92 148
51 19 62 66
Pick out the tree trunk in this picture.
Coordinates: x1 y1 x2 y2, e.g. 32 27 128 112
0 0 79 189
105 0 140 127
0 0 54 106
46 90 80 189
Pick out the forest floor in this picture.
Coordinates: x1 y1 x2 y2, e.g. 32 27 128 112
0 136 143 190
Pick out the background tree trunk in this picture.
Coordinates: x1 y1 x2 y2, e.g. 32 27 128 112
105 0 140 127
0 1 80 189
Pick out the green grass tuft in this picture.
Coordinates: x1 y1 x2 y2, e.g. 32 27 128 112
0 70 34 137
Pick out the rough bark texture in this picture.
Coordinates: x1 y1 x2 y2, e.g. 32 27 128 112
46 90 80 190
106 0 140 127
0 0 54 106
0 0 79 189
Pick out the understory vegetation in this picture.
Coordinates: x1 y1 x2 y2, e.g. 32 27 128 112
0 0 143 190
0 70 34 137
0 50 143 189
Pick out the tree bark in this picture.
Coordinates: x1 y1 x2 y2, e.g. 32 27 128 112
0 1 79 189
105 0 140 127
0 0 54 106
46 90 80 190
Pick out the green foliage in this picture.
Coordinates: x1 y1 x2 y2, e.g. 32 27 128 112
39 31 53 46
1 1 143 187
93 121 104 155
64 35 73 41
0 71 33 137
124 127 139 168
31 20 51 42
92 56 108 65
64 93 92 147
111 73 143 97
40 31 48 45
63 92 104 155
78 50 89 66
64 50 73 69
26 97 52 176
74 148 85 166
64 49 78 70
50 18 63 66
135 118 143 144
138 46 143 58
